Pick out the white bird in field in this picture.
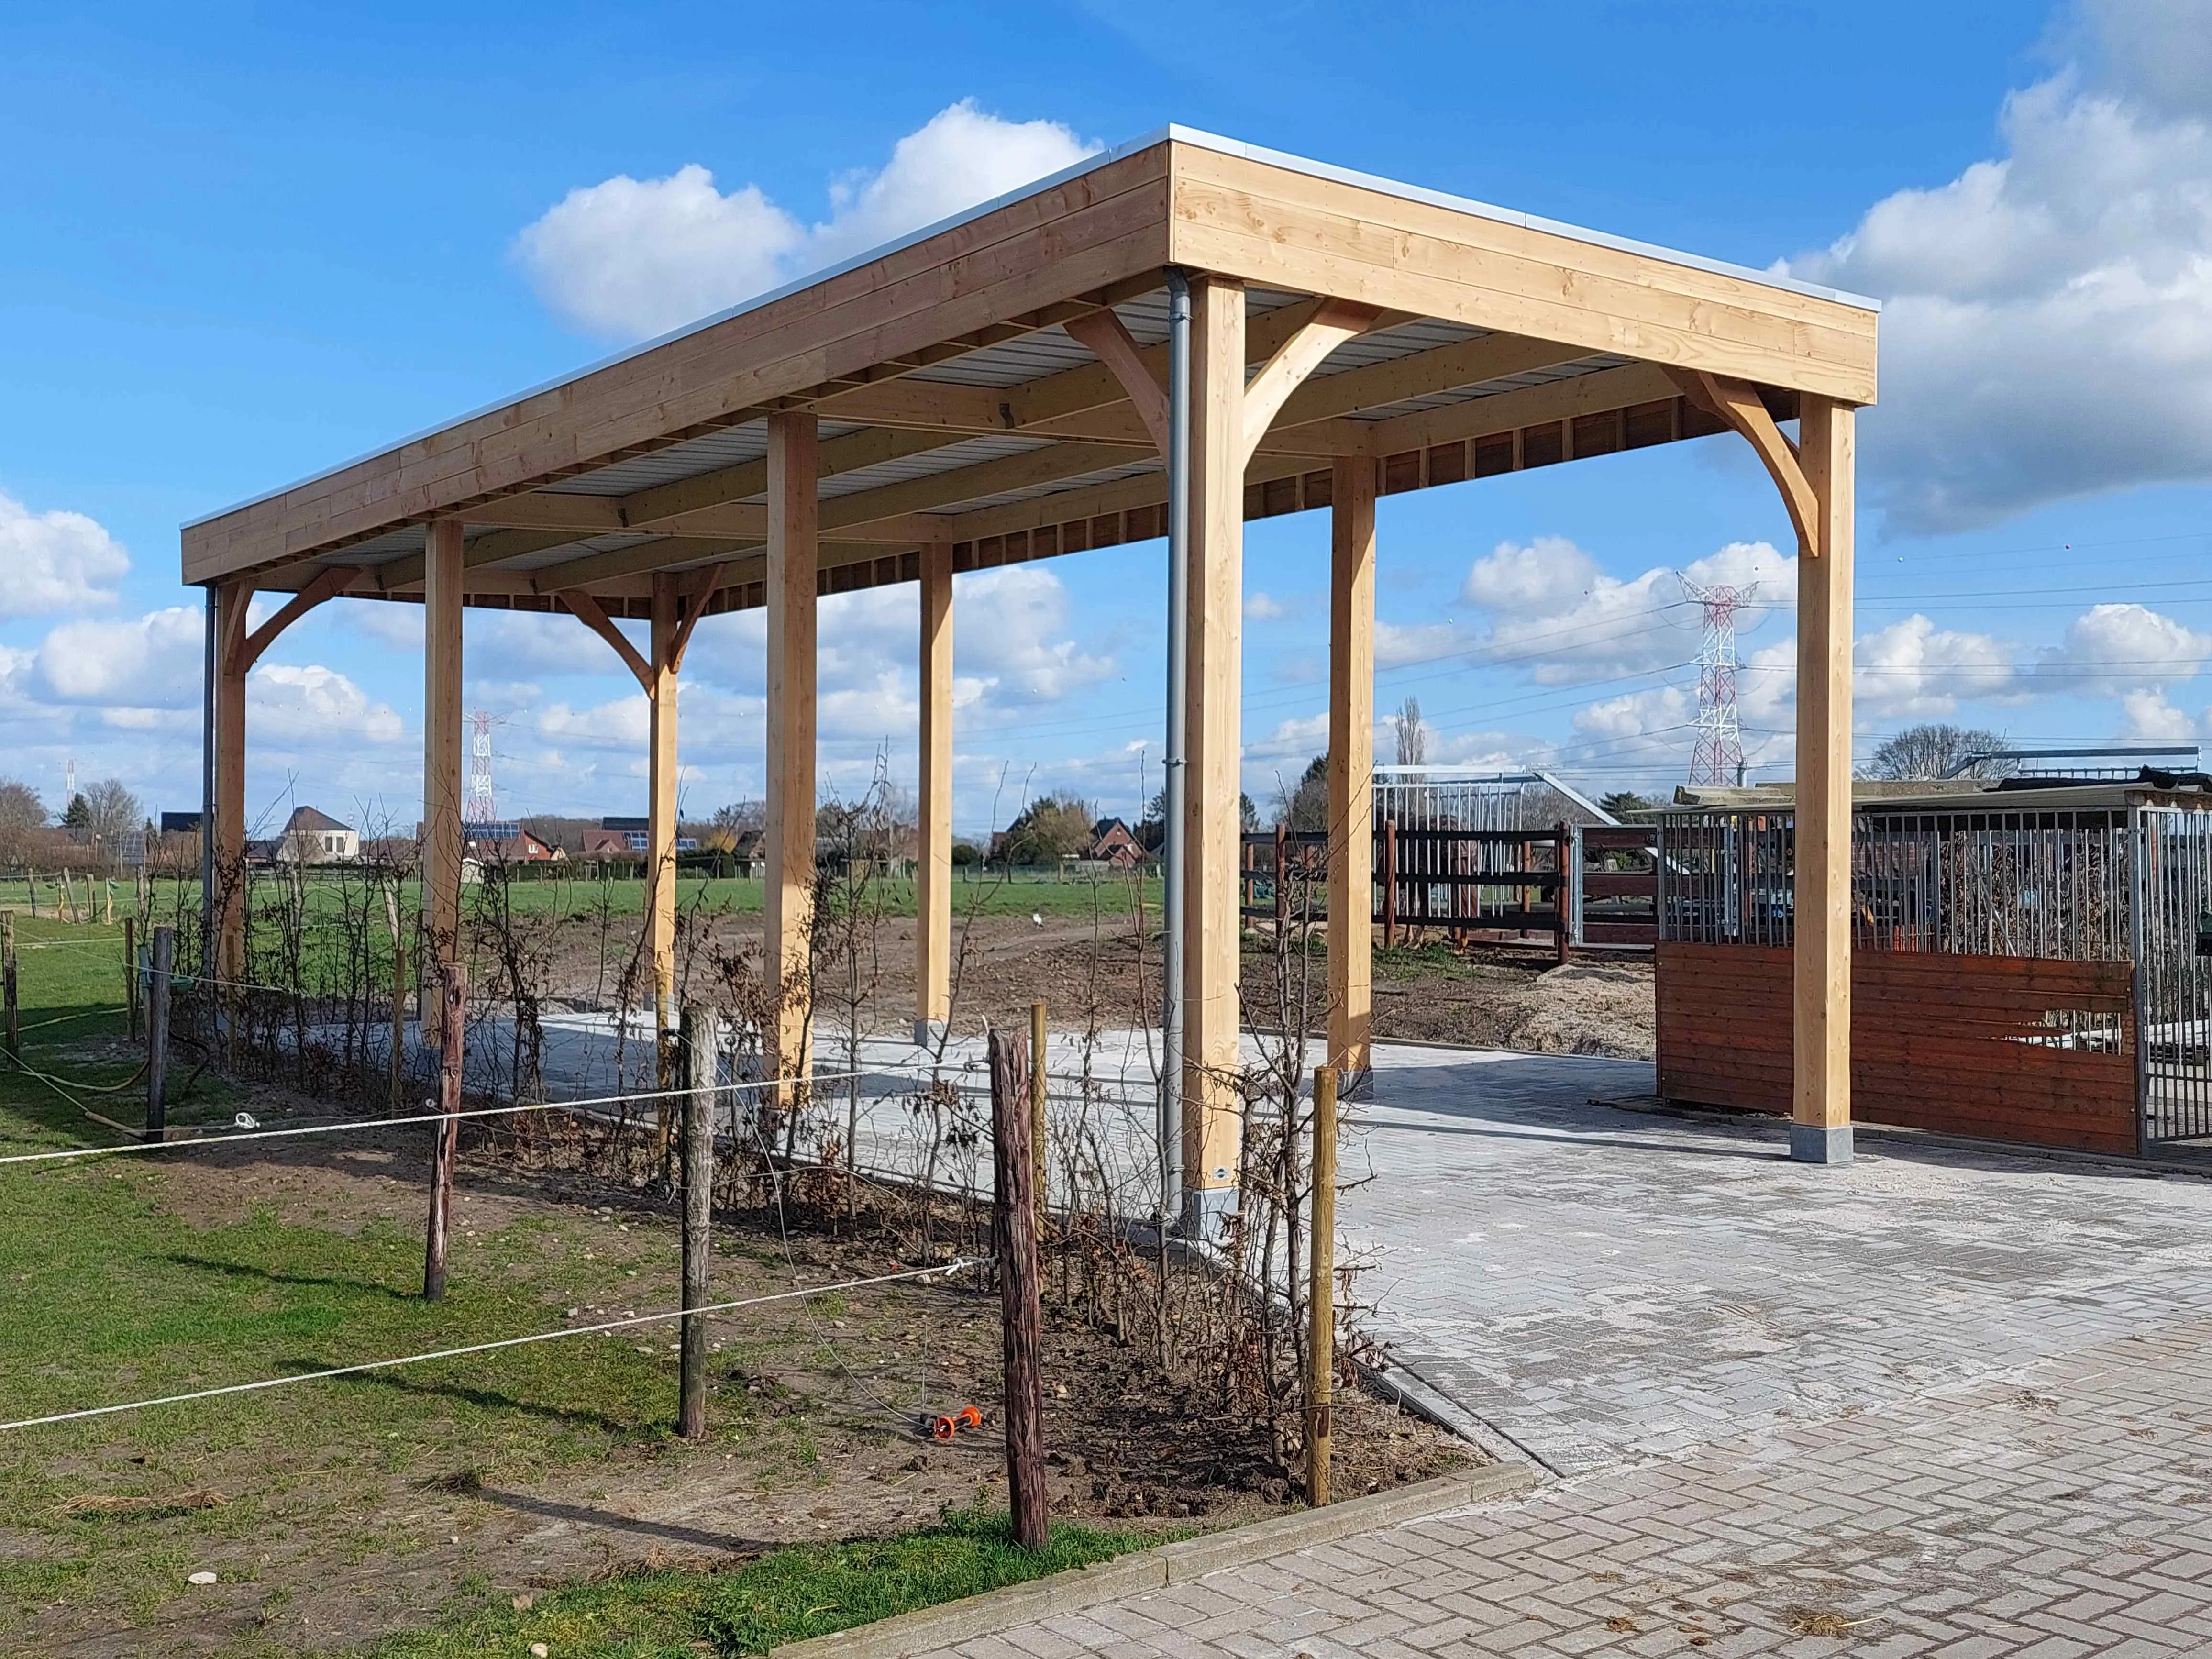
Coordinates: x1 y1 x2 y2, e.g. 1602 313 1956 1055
1031 911 1044 927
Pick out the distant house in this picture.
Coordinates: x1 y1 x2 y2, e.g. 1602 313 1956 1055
583 816 696 857
276 806 358 864
1088 817 1146 870
464 821 563 863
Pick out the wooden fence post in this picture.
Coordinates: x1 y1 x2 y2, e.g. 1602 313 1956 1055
1274 822 1289 936
1306 1064 1338 1507
989 1027 1049 1552
4 913 19 1062
145 926 174 1138
679 1002 715 1439
387 906 407 1111
1554 822 1573 967
1029 999 1048 1228
422 962 465 1303
122 917 140 1040
1381 818 1398 949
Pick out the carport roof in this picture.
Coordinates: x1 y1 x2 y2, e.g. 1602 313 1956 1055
181 126 1881 619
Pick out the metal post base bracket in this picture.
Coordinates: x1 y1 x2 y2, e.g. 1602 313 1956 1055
1789 1122 1854 1165
1178 1185 1237 1246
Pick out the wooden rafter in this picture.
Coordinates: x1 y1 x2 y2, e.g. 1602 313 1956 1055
1666 368 1818 555
225 564 358 676
1062 310 1170 453
1241 300 1382 463
664 561 729 674
556 589 653 691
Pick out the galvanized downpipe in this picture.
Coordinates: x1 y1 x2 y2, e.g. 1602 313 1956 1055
200 584 217 959
1160 268 1191 1227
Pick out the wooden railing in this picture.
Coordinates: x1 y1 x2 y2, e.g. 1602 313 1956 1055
1239 820 1659 955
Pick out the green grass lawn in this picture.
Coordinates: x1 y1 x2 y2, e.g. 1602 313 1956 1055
0 914 1159 1656
359 1508 1150 1658
0 867 1160 932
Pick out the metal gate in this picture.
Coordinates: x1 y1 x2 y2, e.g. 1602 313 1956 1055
2135 806 2212 1150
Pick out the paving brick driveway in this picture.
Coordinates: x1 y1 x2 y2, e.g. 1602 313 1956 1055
914 1046 2212 1657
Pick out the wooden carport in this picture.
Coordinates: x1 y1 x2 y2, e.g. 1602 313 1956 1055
181 127 1879 1214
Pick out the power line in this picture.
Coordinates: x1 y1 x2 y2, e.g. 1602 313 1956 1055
0 1260 979 1434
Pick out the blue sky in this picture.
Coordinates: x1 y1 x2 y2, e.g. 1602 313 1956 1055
4 0 2210 840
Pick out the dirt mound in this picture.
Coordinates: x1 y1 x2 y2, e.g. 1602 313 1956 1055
1503 962 1655 1058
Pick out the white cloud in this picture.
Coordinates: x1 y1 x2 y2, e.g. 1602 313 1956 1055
345 601 432 651
2035 601 2212 694
1374 618 1463 670
1783 9 2212 530
1247 591 1290 622
0 489 130 616
1455 537 1794 684
1247 712 1328 762
1565 685 1694 772
809 101 1102 265
516 101 1101 341
249 663 404 744
32 607 203 708
1458 533 1598 612
953 565 1115 702
541 692 653 749
2121 687 2200 740
1853 614 2018 718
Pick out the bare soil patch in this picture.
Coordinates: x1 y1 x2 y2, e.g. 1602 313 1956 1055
649 910 1654 1059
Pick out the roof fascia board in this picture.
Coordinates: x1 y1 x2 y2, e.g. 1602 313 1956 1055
1156 126 1877 314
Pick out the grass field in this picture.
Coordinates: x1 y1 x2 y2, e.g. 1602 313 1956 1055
0 867 1161 928
0 917 1155 1655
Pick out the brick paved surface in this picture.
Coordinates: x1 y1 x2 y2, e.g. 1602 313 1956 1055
910 1049 2212 1657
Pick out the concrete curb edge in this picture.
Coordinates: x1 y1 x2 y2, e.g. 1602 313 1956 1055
768 1464 1538 1659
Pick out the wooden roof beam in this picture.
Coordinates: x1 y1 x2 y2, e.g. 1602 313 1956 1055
932 361 1684 544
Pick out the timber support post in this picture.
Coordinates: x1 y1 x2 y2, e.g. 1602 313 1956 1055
765 412 819 1122
1793 396 1856 1164
1327 454 1376 1080
144 926 174 1139
649 571 681 1113
679 1002 715 1439
989 1026 1049 1551
423 962 465 1302
1181 275 1247 1240
916 542 954 1046
422 521 465 1048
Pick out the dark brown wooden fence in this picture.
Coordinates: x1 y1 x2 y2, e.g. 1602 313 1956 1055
1239 821 1660 953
